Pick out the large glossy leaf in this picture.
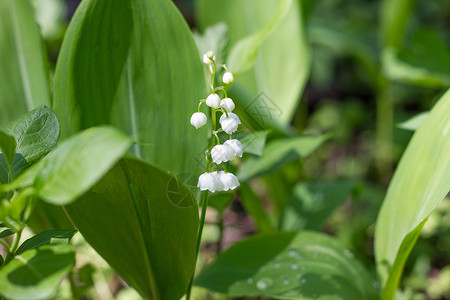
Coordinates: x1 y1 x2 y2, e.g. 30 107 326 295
280 180 356 231
0 105 60 184
0 244 75 300
64 158 199 300
4 127 131 205
238 135 329 181
0 0 50 127
197 0 310 125
374 90 450 297
195 231 378 299
53 0 207 178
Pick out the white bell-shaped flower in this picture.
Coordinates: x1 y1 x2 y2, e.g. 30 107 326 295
206 93 221 109
224 139 244 157
190 112 207 129
219 112 241 134
202 51 215 65
222 72 234 84
220 98 235 112
197 172 223 192
219 171 240 191
211 144 233 164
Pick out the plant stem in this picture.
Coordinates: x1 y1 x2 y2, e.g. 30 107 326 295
4 229 22 265
186 190 209 300
216 213 224 254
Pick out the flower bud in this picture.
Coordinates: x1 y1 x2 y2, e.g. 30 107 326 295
206 93 221 109
220 98 235 112
206 51 214 59
222 72 234 84
190 112 207 129
219 171 240 191
224 139 244 157
197 172 223 192
211 144 233 164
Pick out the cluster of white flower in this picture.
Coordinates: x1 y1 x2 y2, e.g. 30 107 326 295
190 51 243 193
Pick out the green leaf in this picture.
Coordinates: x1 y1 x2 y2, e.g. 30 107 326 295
397 111 429 131
238 135 330 181
0 130 16 177
0 0 51 127
382 30 450 88
197 0 310 125
0 244 75 300
0 226 14 239
53 0 207 178
380 0 416 49
16 229 78 255
5 126 131 205
0 105 60 184
280 180 356 231
226 0 292 75
237 130 268 156
374 89 450 296
64 158 199 300
195 231 378 300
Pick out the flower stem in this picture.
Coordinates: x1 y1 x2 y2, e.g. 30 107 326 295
186 190 209 300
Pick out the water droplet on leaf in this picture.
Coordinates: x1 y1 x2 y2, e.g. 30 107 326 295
256 278 272 291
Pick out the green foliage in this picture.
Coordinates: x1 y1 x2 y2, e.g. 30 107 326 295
397 111 429 131
53 0 207 178
195 231 378 299
0 0 50 127
375 90 450 297
238 135 330 181
197 0 310 125
280 180 356 231
16 229 77 255
0 244 75 300
0 105 60 183
4 126 131 205
64 158 199 300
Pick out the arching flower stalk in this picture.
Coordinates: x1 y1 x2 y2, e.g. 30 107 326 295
186 51 243 300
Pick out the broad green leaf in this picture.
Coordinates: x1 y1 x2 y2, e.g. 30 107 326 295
197 0 310 125
280 180 356 231
226 0 292 75
0 0 50 127
382 30 450 88
27 201 74 233
0 226 14 238
0 130 16 178
64 158 199 300
16 229 77 255
53 0 207 178
5 127 131 205
238 135 329 181
397 111 429 131
374 90 450 296
0 105 60 184
0 244 75 300
195 231 378 300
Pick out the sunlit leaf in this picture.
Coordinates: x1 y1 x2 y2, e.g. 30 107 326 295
4 127 131 205
53 0 207 179
197 0 310 125
195 231 378 299
397 111 429 131
64 157 199 300
374 89 450 298
0 0 50 127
